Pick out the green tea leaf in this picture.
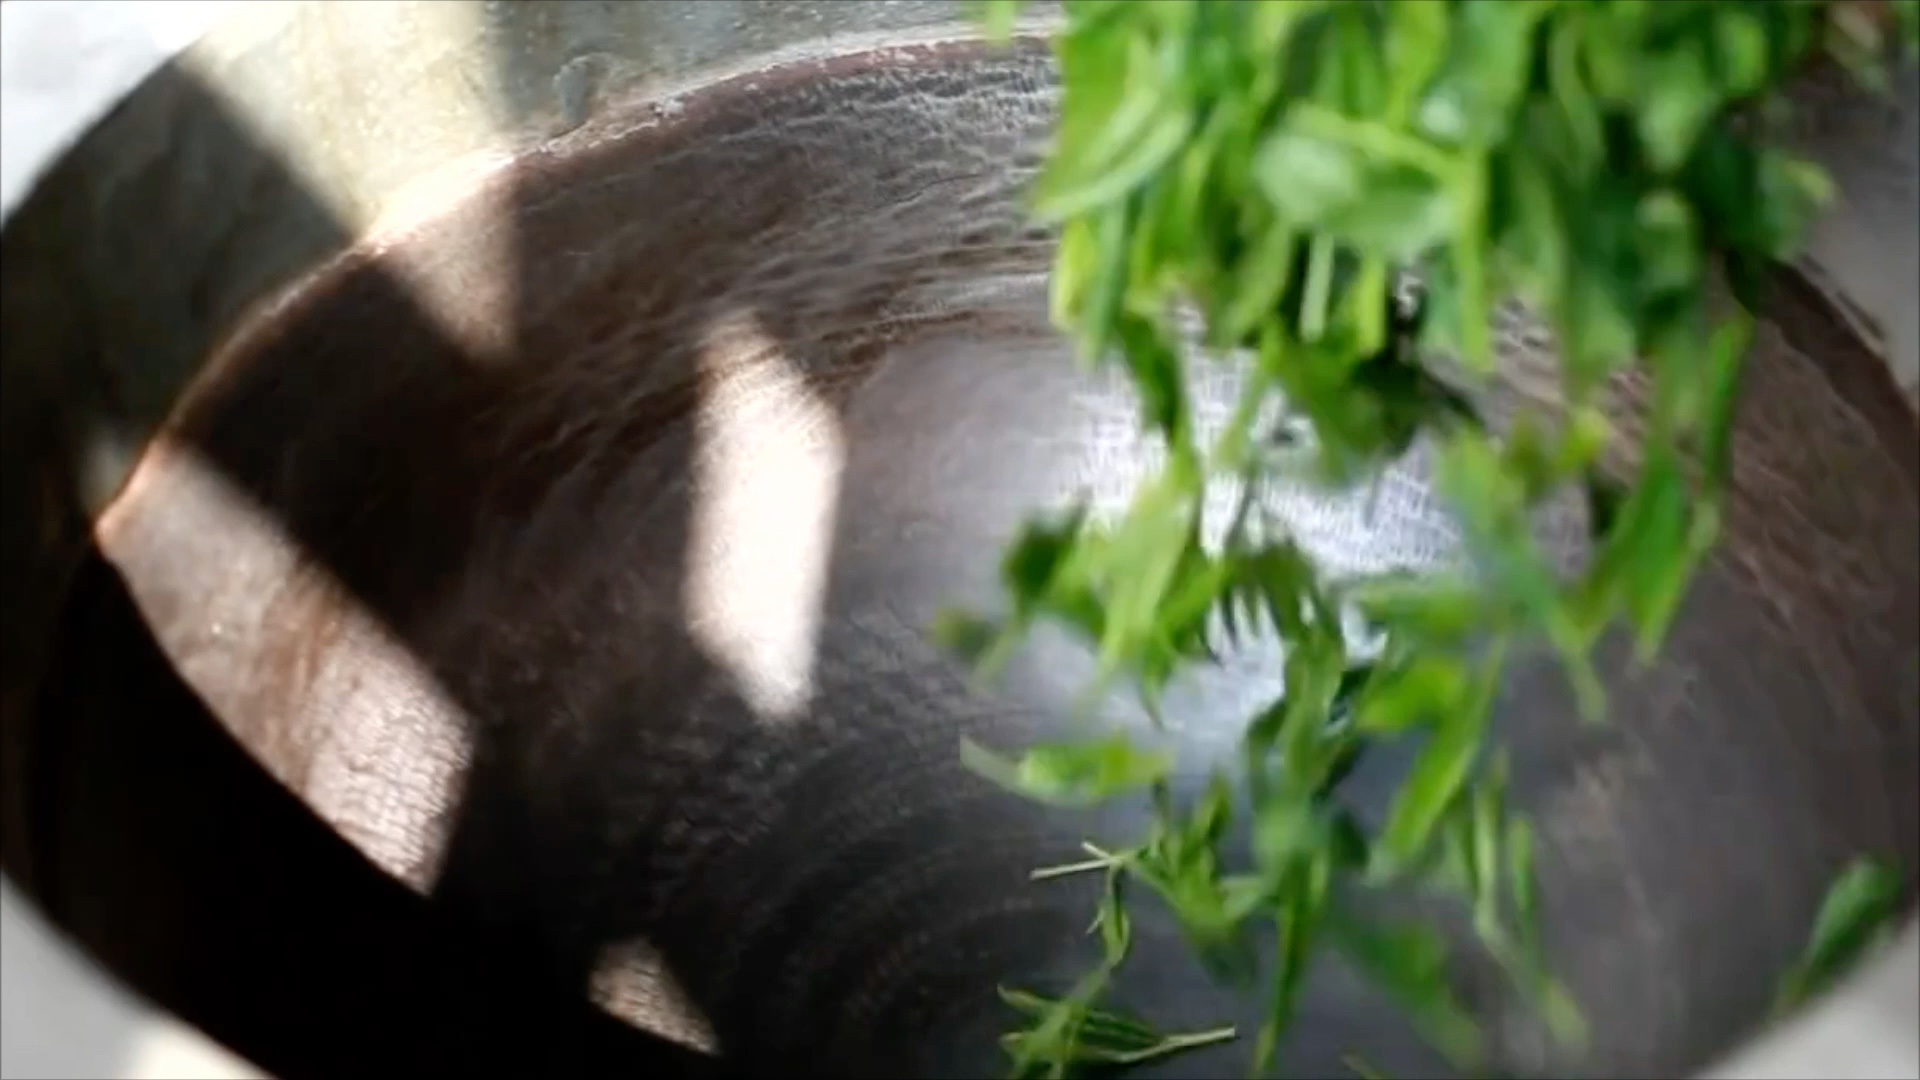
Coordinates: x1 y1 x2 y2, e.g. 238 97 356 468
1254 849 1331 1076
1505 814 1539 947
1113 314 1191 443
1385 0 1448 124
1585 470 1626 541
1254 789 1317 871
1637 47 1721 173
1535 976 1590 1050
998 977 1101 1079
1469 757 1508 938
1255 129 1458 259
1001 506 1090 617
966 1 1909 1073
1053 102 1192 222
1354 655 1466 735
1347 575 1493 646
1093 865 1132 964
961 735 1173 808
1328 914 1482 1069
981 0 1023 43
1416 0 1553 146
1699 312 1754 491
1776 858 1905 1012
1372 650 1499 877
933 608 1013 676
999 979 1233 1077
1255 129 1363 226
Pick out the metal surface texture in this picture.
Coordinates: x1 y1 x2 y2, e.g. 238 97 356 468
1 3 1915 1078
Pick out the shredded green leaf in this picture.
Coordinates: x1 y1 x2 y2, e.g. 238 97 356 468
958 2 1916 1076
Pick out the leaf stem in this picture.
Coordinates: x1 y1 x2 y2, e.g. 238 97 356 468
1451 155 1491 373
1032 857 1118 881
1302 237 1335 342
1108 1025 1239 1065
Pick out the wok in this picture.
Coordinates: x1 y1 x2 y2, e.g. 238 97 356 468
1 3 1914 1077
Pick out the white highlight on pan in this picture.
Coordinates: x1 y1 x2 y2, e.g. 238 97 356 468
683 310 846 723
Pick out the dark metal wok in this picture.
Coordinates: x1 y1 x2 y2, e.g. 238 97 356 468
1 4 1913 1078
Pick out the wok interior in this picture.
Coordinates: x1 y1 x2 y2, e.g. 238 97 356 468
6 30 1916 1080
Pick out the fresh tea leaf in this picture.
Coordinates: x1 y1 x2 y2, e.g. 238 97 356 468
965 1 1914 1074
961 735 1173 808
1328 914 1482 1069
1001 506 1091 615
998 988 1236 1076
1353 655 1466 735
934 607 1015 677
981 0 1023 42
1505 815 1539 947
1372 651 1499 877
1256 129 1459 259
1093 864 1132 964
1776 858 1905 1012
